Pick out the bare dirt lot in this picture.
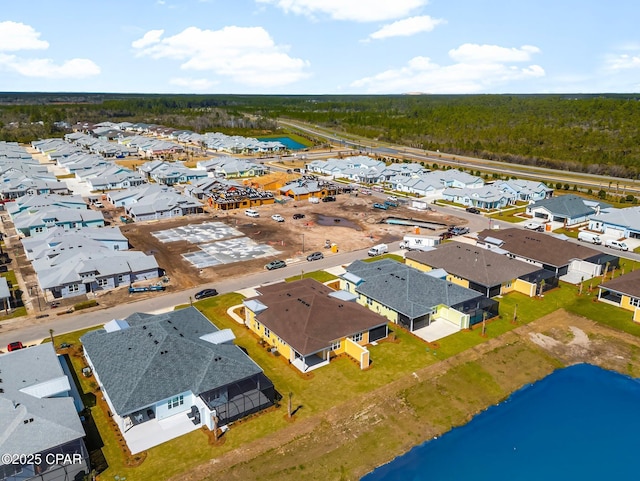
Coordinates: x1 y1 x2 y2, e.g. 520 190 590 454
119 194 466 290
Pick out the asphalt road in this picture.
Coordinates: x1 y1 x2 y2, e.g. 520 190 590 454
0 241 402 347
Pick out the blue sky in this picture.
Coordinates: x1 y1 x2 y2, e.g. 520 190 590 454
1 0 639 94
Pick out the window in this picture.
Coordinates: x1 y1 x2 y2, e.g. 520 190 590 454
366 297 373 306
631 298 640 308
264 327 271 338
167 395 184 409
68 284 79 292
117 274 124 282
97 278 108 287
505 281 512 288
254 321 261 331
330 340 341 351
34 227 44 233
351 332 363 343
277 336 286 345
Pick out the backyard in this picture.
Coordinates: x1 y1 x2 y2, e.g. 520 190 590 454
48 258 640 480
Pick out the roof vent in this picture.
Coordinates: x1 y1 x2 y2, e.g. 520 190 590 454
153 340 159 345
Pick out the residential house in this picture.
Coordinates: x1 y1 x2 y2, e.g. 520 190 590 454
7 194 87 219
22 226 129 261
13 207 105 237
185 178 274 210
81 307 275 453
243 278 388 372
496 179 553 202
341 259 498 332
476 228 619 282
526 194 609 226
405 242 553 298
588 206 640 240
442 185 514 209
0 344 89 481
138 160 207 185
278 177 340 200
0 174 69 201
196 157 268 178
598 270 640 322
33 247 159 298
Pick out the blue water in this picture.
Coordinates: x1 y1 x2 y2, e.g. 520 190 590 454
362 364 640 480
258 136 306 150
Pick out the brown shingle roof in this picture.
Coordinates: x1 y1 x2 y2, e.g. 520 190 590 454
250 278 388 356
406 242 540 287
477 228 601 267
600 270 640 298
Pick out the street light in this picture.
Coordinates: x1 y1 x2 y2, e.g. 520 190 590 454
301 233 305 253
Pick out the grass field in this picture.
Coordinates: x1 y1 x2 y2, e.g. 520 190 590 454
48 261 640 481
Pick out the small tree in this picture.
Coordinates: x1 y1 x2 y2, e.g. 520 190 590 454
49 328 55 346
538 279 546 297
288 392 293 419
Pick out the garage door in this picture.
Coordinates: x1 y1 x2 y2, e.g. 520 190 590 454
605 227 625 238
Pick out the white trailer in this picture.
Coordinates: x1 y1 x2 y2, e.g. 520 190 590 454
399 234 440 251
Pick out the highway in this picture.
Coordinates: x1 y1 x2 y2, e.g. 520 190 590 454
278 119 640 196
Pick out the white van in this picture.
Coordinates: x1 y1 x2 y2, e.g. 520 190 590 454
605 239 628 251
245 209 259 218
367 244 388 257
578 231 602 244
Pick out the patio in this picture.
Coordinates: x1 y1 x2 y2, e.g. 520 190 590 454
412 317 461 342
117 408 204 454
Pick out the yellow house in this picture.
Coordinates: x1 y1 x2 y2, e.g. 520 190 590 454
341 258 499 332
598 270 640 322
404 243 551 298
242 278 388 372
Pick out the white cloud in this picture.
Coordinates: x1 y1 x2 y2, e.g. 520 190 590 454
169 77 217 91
132 25 310 87
368 15 445 41
0 21 49 51
0 54 100 78
449 44 540 63
351 44 544 94
603 53 640 71
132 30 164 49
256 0 428 22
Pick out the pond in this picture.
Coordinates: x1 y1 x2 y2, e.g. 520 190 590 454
316 214 362 231
258 136 306 150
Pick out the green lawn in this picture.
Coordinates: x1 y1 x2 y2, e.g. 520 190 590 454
362 253 404 263
0 270 27 321
47 265 640 480
52 292 438 481
285 270 337 283
487 207 527 223
552 227 579 238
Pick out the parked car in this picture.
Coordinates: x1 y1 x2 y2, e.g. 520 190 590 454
466 207 481 214
245 209 259 218
373 203 388 210
450 226 470 236
7 341 24 352
306 251 324 262
322 196 336 202
293 213 306 220
605 239 629 251
265 259 287 270
384 200 398 207
524 221 544 231
195 288 218 300
93 202 105 208
387 196 398 202
271 214 285 222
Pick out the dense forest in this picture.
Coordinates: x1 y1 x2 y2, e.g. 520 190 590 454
1 93 639 179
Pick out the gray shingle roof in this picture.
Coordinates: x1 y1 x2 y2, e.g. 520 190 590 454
81 307 264 415
529 194 597 218
344 259 483 320
0 344 85 462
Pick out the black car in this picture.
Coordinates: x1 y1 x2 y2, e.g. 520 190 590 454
466 207 481 214
293 213 306 220
322 196 336 202
306 251 324 262
194 288 218 300
265 260 287 270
